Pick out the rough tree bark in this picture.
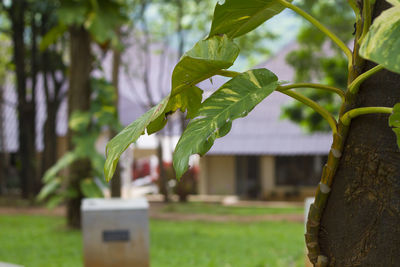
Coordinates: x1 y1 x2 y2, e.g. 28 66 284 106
319 1 400 265
66 26 92 228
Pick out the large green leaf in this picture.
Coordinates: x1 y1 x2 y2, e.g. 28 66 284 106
147 86 203 134
105 36 239 181
104 96 169 182
360 3 400 74
173 68 279 179
389 103 400 149
209 0 291 38
147 35 239 134
172 35 239 95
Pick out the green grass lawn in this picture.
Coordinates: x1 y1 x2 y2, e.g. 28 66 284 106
161 202 304 216
0 214 305 267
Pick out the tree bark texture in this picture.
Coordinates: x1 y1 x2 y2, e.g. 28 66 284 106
319 2 400 265
66 26 92 229
10 0 37 199
110 44 121 197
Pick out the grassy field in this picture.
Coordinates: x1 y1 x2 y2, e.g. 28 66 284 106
0 214 305 267
161 202 304 216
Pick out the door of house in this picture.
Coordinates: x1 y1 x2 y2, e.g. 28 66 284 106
235 156 260 199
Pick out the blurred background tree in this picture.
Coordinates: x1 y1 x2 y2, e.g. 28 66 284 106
282 0 354 132
0 0 71 199
0 0 353 228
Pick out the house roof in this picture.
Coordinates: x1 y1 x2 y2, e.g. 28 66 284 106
199 41 332 156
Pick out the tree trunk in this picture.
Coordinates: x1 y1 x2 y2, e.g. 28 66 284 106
66 26 92 229
110 43 121 198
10 0 37 199
157 138 169 203
41 101 58 177
40 12 63 183
319 1 400 265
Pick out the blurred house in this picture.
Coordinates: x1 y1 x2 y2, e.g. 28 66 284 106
197 42 332 200
1 39 333 199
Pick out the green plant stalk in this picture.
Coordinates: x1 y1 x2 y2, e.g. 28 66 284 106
279 83 345 102
277 89 338 134
216 69 241 78
340 107 393 126
348 0 361 20
358 0 372 44
217 70 345 101
305 2 375 264
277 0 353 61
348 64 384 94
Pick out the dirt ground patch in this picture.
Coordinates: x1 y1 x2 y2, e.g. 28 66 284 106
0 206 65 216
149 212 303 223
0 203 304 223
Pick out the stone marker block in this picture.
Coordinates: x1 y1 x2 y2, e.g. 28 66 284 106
0 262 23 267
304 197 314 267
81 198 149 267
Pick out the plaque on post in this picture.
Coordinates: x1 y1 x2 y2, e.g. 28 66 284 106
81 198 150 267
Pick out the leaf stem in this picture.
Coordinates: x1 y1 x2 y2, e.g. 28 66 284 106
340 107 393 126
216 69 240 78
277 89 338 134
358 0 372 44
277 0 352 61
278 83 345 102
348 0 361 20
348 64 384 94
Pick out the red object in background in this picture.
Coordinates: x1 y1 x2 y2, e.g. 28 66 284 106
132 159 151 180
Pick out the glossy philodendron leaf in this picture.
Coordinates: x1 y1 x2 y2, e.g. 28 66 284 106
209 0 291 38
387 0 400 5
104 97 169 182
359 3 400 74
172 35 239 95
173 68 279 179
147 86 203 134
147 35 239 134
389 103 400 149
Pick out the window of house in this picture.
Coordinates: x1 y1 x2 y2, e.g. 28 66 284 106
275 155 327 186
235 156 261 198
